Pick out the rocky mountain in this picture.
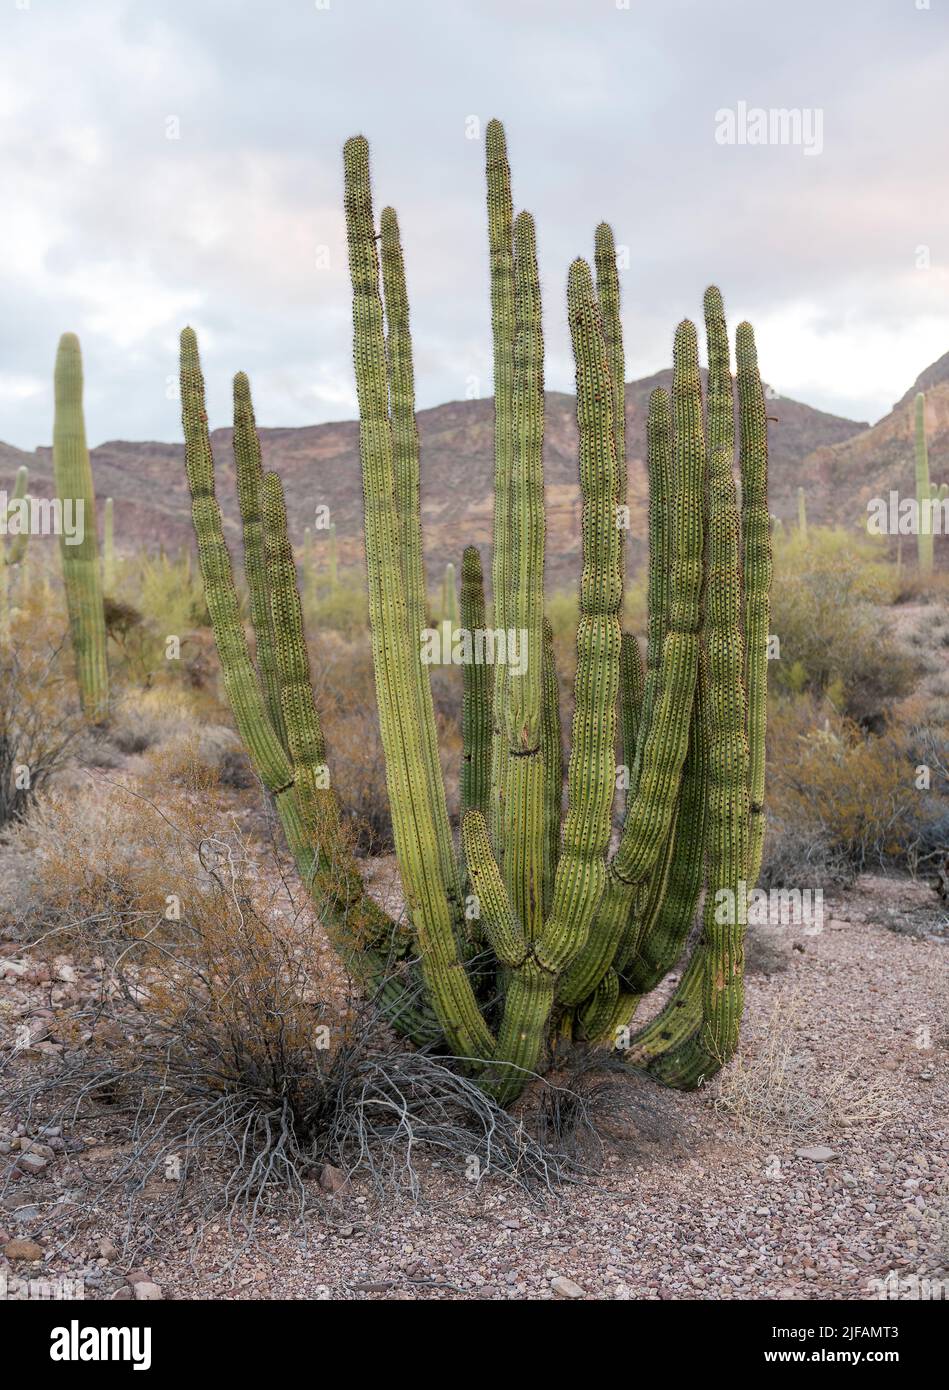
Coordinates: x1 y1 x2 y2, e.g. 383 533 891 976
1 369 870 594
795 356 949 533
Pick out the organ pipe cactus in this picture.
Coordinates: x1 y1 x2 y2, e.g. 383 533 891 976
52 334 109 720
180 122 772 1102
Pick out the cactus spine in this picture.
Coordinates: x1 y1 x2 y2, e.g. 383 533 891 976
915 392 933 575
181 124 771 1103
52 334 109 719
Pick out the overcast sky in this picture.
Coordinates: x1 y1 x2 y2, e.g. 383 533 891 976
1 0 947 450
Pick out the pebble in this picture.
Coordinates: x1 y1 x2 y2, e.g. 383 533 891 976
551 1276 585 1299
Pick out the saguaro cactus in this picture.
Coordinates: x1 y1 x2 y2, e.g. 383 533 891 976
52 334 109 719
797 485 808 541
181 123 771 1103
915 392 933 575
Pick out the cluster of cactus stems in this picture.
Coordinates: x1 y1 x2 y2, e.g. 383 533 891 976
180 122 772 1101
52 334 109 720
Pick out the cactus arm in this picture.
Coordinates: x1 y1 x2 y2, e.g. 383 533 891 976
461 810 528 968
381 205 463 920
618 630 644 795
737 322 771 884
535 258 622 976
501 210 546 943
486 119 516 853
540 616 563 917
180 329 292 791
344 135 494 1061
233 372 288 749
52 334 109 720
915 392 933 575
630 291 750 1088
460 546 493 820
594 223 626 580
611 328 704 889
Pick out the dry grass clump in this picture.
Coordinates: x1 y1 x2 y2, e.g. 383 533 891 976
713 993 894 1138
1 772 578 1236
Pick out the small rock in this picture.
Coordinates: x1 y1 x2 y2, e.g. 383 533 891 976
110 1285 134 1300
551 1275 585 1299
3 1238 44 1262
318 1163 349 1195
14 1153 48 1175
796 1145 836 1162
125 1269 151 1284
133 1282 163 1301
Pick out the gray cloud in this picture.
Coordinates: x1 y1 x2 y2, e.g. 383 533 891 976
0 0 946 449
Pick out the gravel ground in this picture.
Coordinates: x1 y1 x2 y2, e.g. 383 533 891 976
1 871 946 1302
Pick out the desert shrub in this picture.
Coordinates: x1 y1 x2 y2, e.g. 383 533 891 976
770 526 915 727
0 775 575 1226
305 575 368 639
0 594 84 829
766 695 949 876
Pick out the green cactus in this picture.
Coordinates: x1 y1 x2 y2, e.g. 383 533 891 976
797 484 808 541
1 466 30 637
52 334 109 720
102 496 115 592
180 124 772 1103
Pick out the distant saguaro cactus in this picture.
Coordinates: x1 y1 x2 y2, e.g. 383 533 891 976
52 334 109 719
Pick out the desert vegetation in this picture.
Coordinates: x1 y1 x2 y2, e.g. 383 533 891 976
0 120 945 1306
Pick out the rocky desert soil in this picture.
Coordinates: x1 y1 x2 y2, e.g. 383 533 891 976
1 866 945 1302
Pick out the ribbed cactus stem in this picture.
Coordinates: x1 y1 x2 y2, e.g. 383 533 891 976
460 546 492 820
233 371 287 748
486 118 516 854
915 392 933 575
344 134 494 1061
442 560 458 625
52 334 109 720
